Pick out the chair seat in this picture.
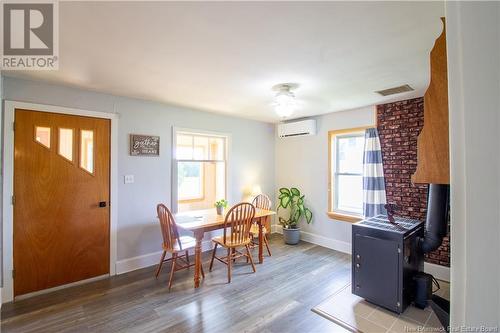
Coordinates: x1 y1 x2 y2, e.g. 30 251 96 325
250 224 268 235
212 235 251 247
163 235 197 252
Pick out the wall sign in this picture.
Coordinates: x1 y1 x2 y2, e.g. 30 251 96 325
130 134 160 156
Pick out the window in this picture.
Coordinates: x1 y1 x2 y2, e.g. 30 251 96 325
178 162 204 201
58 128 74 161
174 130 227 212
80 130 94 173
35 126 51 148
328 127 367 222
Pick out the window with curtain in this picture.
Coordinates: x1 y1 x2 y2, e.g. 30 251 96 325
174 130 227 212
328 128 367 220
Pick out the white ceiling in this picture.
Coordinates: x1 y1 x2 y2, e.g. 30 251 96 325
3 1 445 123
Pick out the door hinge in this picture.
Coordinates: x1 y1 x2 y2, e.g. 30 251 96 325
12 269 15 279
397 247 401 253
13 122 15 131
11 195 15 205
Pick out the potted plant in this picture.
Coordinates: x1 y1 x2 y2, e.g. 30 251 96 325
214 199 228 215
277 187 313 245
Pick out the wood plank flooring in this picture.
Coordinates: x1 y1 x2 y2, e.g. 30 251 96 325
1 235 351 333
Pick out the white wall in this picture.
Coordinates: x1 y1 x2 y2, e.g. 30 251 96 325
2 77 275 262
446 1 500 328
274 106 375 252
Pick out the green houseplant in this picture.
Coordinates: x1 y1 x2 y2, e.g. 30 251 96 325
277 187 313 244
214 199 228 215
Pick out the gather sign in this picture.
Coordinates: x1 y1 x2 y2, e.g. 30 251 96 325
130 134 160 156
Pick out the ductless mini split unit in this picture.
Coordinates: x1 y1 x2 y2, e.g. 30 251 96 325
277 119 316 138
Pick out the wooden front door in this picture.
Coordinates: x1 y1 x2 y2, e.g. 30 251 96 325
13 109 111 296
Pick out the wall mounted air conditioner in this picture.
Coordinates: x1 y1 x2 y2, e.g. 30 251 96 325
277 119 316 138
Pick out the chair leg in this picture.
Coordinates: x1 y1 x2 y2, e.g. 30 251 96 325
155 251 167 278
168 253 177 290
185 250 190 264
246 245 256 273
201 261 205 279
227 248 232 283
232 248 236 263
209 243 218 272
264 234 272 256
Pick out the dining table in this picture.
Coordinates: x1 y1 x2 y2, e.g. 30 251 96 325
175 207 276 288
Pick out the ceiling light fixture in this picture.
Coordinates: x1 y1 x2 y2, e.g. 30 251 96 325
272 83 299 118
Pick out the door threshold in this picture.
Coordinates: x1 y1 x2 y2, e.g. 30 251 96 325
14 274 109 301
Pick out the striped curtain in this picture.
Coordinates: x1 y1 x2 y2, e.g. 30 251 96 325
363 128 387 217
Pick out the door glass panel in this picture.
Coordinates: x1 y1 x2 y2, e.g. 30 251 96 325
35 126 51 148
58 128 73 161
80 130 94 173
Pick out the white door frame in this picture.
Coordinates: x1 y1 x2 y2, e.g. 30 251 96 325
2 100 119 303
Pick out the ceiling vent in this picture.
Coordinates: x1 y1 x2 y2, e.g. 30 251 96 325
376 84 414 96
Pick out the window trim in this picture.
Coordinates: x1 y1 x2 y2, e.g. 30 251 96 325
172 127 229 213
328 126 370 223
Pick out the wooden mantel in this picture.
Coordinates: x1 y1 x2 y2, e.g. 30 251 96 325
412 18 450 184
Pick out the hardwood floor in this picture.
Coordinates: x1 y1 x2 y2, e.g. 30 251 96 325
1 235 351 333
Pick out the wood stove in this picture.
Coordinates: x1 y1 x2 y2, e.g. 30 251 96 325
352 215 424 313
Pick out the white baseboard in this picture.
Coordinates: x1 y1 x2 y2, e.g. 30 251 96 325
272 225 450 282
117 229 450 282
424 262 450 282
116 240 213 275
272 225 352 254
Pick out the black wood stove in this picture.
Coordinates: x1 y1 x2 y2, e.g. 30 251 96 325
352 215 424 313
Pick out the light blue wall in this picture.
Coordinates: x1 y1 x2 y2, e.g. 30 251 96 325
3 76 275 260
275 106 375 252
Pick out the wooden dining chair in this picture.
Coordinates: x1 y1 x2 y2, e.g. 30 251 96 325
249 194 272 256
209 203 256 283
155 203 204 290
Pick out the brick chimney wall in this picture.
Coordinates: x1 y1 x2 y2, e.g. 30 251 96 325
377 97 450 267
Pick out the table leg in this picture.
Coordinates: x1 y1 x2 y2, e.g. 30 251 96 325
194 231 203 288
258 217 264 264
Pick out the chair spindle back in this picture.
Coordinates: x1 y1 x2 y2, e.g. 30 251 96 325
252 193 272 210
223 203 256 244
157 204 181 251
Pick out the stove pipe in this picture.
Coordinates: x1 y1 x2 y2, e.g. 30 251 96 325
419 184 450 253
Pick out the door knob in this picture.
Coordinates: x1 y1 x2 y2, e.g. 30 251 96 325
99 201 107 208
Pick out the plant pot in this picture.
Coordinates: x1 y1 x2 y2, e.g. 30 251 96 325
282 227 301 245
216 206 224 215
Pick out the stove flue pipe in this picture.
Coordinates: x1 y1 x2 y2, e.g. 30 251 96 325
419 184 450 253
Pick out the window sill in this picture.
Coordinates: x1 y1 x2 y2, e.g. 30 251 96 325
178 198 205 204
327 212 363 223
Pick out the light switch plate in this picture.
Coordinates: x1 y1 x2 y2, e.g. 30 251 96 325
124 175 134 184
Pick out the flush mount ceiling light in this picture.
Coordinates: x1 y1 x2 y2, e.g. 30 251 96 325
272 83 299 118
